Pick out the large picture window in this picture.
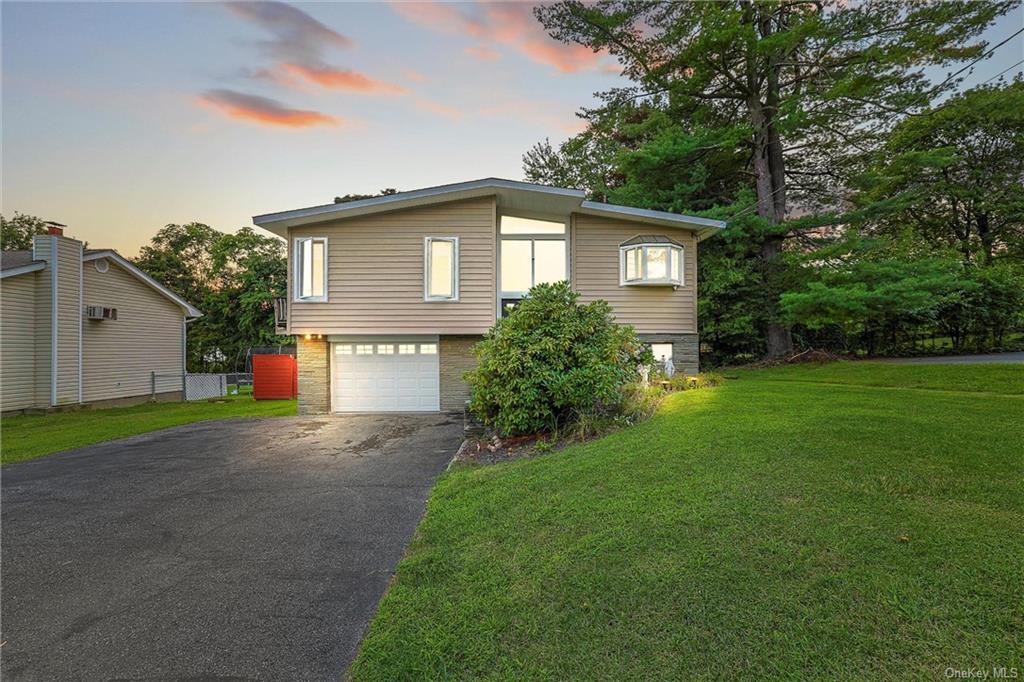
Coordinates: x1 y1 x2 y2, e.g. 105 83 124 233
294 237 327 301
619 236 683 286
499 215 567 309
425 237 458 301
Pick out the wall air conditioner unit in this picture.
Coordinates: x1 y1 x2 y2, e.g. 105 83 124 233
85 306 118 320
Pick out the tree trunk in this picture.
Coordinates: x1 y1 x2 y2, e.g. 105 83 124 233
977 212 994 265
750 99 794 359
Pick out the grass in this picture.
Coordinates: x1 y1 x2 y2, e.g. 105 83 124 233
351 362 1024 680
736 360 1024 394
1 391 296 465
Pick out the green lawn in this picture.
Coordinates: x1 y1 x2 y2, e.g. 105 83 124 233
351 362 1024 680
740 360 1024 394
1 392 296 465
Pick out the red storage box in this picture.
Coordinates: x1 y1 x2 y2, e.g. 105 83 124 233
252 354 297 400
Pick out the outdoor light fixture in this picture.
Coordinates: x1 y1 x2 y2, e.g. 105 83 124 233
305 333 312 340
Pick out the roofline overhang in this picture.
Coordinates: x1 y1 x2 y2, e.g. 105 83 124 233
252 177 728 240
83 250 203 318
578 201 726 240
253 178 585 235
0 262 46 279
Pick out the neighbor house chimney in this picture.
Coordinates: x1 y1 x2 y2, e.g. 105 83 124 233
45 221 66 236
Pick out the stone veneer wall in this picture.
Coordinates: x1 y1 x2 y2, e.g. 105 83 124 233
439 335 480 412
640 333 699 375
296 336 330 414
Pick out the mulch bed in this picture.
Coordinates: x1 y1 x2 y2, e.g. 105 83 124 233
454 433 561 465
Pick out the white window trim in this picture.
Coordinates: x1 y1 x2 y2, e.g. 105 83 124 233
619 244 684 287
497 216 570 297
424 236 459 302
650 342 674 362
293 237 329 303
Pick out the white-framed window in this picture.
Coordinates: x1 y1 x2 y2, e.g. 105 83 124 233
424 237 459 301
398 344 416 354
356 344 374 355
377 344 394 355
294 237 328 302
619 239 683 286
419 343 437 355
500 216 566 235
335 344 353 355
650 343 673 363
498 215 568 308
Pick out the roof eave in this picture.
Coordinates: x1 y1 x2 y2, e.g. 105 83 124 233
579 201 727 234
83 250 203 317
0 262 46 279
253 178 587 235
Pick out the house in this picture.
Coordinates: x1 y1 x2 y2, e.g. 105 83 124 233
253 179 725 415
0 227 202 413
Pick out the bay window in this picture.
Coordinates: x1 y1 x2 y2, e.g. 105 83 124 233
424 237 458 301
294 237 328 301
499 215 568 315
619 236 684 286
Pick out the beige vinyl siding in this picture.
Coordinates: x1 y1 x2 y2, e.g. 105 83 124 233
290 197 496 335
32 237 54 406
53 238 83 405
572 214 698 334
82 259 185 401
1 273 39 411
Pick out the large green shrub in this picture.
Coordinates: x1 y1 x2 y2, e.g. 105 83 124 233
466 282 648 435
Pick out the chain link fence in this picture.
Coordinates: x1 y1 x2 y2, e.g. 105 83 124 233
149 372 229 401
184 374 228 401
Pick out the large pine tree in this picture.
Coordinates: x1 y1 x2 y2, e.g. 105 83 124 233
529 0 1015 357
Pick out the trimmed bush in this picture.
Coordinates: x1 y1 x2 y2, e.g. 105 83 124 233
466 282 648 435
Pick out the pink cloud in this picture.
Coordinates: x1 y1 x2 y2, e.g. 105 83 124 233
518 39 601 73
403 68 428 83
389 1 603 73
415 98 464 121
465 45 501 61
388 2 486 37
279 63 407 94
197 89 339 128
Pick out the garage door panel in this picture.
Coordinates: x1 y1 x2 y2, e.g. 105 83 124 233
332 338 439 412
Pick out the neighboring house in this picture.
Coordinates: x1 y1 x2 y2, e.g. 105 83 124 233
0 227 202 413
253 178 725 415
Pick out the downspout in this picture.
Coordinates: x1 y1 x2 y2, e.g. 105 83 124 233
51 235 58 407
78 242 83 404
183 316 197 398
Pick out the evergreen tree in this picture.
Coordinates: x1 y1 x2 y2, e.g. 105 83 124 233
529 0 1015 357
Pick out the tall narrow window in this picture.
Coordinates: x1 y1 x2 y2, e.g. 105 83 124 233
294 237 328 301
425 237 458 301
498 215 568 311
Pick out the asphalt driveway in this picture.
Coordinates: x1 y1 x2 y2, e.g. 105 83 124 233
1 414 462 681
882 351 1024 364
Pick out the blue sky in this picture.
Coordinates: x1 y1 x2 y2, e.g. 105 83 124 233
2 1 1022 255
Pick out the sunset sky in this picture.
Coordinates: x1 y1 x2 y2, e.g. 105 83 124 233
3 1 1022 255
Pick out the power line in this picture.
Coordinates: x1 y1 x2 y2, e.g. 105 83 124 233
928 26 1024 94
980 57 1024 86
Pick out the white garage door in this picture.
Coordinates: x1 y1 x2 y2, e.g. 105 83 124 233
331 338 439 412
